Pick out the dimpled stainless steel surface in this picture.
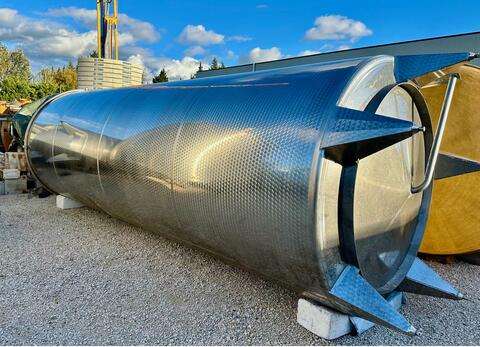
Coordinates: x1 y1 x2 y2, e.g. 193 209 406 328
26 56 436 334
28 60 362 290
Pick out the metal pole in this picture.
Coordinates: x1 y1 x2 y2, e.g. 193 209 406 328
110 21 113 59
411 74 459 193
114 0 119 60
96 0 102 58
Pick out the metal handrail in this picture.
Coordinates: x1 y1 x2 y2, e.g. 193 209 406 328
411 74 459 193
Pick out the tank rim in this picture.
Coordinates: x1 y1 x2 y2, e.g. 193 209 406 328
24 89 84 194
365 82 433 294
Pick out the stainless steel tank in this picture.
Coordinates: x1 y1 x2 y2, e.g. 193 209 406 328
25 54 470 335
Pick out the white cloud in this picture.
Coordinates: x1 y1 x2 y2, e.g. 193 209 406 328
127 52 206 81
0 7 222 82
46 7 97 29
46 6 161 43
117 13 160 43
297 44 350 57
305 15 372 42
239 47 282 64
184 45 207 56
0 6 164 73
28 31 98 58
0 8 17 26
256 4 269 9
226 50 237 60
0 8 96 62
298 50 320 56
337 44 350 51
227 35 252 42
178 25 224 46
0 8 67 42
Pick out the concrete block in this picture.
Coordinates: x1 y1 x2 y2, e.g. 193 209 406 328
297 291 404 340
297 298 353 340
56 195 84 209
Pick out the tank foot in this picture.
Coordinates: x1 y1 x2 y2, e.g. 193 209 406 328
329 265 416 335
434 152 480 180
297 291 404 339
398 257 464 300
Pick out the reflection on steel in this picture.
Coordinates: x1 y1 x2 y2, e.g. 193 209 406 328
25 55 466 335
412 74 458 193
190 129 250 182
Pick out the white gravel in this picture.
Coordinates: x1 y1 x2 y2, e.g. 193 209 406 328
0 194 479 345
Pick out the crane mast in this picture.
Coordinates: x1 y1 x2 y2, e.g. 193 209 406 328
96 0 118 59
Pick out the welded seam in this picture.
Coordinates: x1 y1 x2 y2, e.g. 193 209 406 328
51 124 60 183
96 108 111 194
169 122 185 230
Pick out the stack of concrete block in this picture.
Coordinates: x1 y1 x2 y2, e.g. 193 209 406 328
77 57 144 90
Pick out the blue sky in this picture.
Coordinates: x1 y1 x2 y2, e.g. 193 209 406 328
0 0 479 80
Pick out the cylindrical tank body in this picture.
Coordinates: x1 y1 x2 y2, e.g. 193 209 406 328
25 56 431 306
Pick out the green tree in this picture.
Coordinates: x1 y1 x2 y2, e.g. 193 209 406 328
152 68 168 83
90 50 99 58
37 62 77 93
64 62 78 89
29 81 58 100
0 45 62 102
220 61 226 69
0 45 31 82
210 57 218 70
0 76 32 102
0 44 10 82
8 48 31 81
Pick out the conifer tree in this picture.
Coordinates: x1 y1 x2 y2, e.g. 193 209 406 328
152 68 169 83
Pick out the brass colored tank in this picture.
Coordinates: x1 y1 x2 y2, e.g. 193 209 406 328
417 64 480 255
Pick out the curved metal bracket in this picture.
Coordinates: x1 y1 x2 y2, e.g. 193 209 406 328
337 164 359 267
411 74 459 193
340 81 434 295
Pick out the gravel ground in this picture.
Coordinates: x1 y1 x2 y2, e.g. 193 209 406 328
0 194 479 345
